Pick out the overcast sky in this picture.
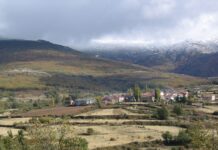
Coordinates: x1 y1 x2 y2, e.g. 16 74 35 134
0 0 218 49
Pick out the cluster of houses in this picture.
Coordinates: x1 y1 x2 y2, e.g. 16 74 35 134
101 89 189 104
100 89 190 105
66 98 96 106
101 89 217 105
196 90 217 102
65 88 218 107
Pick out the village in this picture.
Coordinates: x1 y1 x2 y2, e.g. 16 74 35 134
0 84 216 150
66 85 218 107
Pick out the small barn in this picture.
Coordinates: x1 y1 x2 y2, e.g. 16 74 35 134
141 92 155 102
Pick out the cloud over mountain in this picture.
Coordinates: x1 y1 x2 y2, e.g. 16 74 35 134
0 0 218 49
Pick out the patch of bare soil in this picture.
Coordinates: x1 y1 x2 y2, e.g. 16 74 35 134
16 106 93 117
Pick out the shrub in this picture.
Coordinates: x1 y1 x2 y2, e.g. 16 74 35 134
96 96 102 108
147 136 153 140
0 130 28 150
176 130 191 145
213 111 218 115
0 124 89 150
63 137 88 150
187 124 211 149
173 105 183 116
38 117 54 124
86 128 94 135
30 124 88 150
29 118 39 124
171 147 185 150
162 130 192 146
156 107 169 120
162 131 173 144
110 138 116 141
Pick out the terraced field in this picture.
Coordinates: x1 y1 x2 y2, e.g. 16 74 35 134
77 108 142 116
0 127 19 136
69 119 160 124
70 125 182 149
16 106 94 117
0 118 30 126
195 105 218 114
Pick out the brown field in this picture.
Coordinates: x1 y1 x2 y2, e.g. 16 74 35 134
0 118 31 126
77 108 142 116
69 119 161 124
0 127 19 136
195 105 218 114
16 106 93 117
70 125 182 149
0 112 12 117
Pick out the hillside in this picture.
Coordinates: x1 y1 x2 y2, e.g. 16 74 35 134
0 39 81 63
86 41 218 77
175 53 218 77
85 49 201 71
0 40 206 92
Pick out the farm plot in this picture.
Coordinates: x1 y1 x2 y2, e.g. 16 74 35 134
16 106 93 117
70 125 182 149
0 118 30 126
0 127 19 136
69 119 163 125
195 105 218 114
77 108 142 116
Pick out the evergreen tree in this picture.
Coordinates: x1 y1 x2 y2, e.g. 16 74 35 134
155 88 161 101
173 105 183 116
156 107 169 120
133 84 141 102
127 88 133 96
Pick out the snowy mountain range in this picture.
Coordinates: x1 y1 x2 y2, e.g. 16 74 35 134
84 40 218 77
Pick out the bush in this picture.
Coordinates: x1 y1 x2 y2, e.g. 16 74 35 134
0 124 89 150
187 124 211 149
30 124 88 150
162 131 173 144
171 147 185 150
110 138 116 141
96 96 102 108
87 128 94 135
173 105 183 116
156 107 169 120
0 129 28 150
213 111 218 115
38 117 54 124
63 137 88 150
162 130 192 146
176 130 191 145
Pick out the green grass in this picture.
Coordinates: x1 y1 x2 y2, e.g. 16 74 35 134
0 74 45 90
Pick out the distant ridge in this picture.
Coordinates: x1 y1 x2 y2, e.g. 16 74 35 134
85 40 218 77
0 39 80 54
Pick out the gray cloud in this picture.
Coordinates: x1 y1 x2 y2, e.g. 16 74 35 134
0 0 218 49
